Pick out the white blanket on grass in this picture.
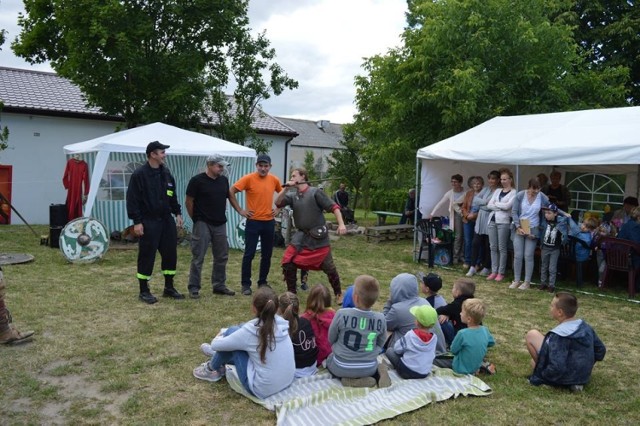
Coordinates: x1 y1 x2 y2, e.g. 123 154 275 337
224 363 492 425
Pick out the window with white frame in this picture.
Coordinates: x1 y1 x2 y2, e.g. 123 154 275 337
98 161 144 201
566 172 625 213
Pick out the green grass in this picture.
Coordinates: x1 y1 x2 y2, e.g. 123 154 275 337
1 224 639 425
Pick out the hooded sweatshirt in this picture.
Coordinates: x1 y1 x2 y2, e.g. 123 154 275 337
530 319 606 387
393 328 437 376
210 315 295 398
383 273 447 355
301 309 336 365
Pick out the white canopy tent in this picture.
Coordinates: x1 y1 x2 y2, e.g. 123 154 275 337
63 122 256 248
417 106 640 218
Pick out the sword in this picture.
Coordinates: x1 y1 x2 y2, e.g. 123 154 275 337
282 177 344 187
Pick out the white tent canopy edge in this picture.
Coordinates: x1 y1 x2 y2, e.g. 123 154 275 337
417 106 640 218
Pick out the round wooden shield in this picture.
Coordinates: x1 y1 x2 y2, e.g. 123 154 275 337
0 253 35 265
59 217 109 263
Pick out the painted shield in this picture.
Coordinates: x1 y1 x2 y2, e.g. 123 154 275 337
233 218 262 252
59 217 109 263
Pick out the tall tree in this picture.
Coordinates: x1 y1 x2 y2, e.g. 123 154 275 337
572 0 640 104
11 0 279 129
302 150 319 183
353 0 628 185
203 28 298 148
326 124 369 209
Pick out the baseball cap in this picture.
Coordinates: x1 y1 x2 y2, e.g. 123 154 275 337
206 154 230 167
420 272 442 292
542 203 558 213
146 141 170 155
410 305 437 328
256 154 271 164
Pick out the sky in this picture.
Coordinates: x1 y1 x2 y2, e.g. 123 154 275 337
0 0 408 124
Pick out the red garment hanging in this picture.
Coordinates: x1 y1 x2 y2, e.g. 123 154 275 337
62 158 90 221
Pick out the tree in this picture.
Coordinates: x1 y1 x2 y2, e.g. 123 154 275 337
572 0 640 104
12 0 296 132
353 0 629 185
326 124 369 209
302 150 319 183
202 28 298 148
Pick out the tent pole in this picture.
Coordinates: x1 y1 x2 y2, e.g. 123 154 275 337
414 156 420 262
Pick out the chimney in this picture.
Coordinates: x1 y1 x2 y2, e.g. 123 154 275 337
316 120 330 130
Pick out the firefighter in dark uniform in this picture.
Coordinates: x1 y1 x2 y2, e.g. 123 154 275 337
126 141 184 304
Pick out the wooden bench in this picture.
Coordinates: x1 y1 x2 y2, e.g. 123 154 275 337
372 210 404 225
366 224 414 243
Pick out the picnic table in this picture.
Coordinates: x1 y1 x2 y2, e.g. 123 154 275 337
372 210 403 225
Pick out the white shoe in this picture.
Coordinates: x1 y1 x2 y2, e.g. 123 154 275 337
200 343 216 357
509 281 521 289
465 267 476 277
518 282 531 290
478 268 490 276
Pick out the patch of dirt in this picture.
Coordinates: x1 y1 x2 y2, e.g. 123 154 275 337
7 359 131 424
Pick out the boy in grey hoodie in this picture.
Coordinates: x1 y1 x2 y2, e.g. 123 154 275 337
383 273 447 356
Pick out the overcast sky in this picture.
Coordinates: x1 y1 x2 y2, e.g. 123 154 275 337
0 0 407 124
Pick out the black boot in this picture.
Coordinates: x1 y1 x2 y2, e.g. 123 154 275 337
163 275 185 300
138 279 157 304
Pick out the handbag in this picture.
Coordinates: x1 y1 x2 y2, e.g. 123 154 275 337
308 225 328 239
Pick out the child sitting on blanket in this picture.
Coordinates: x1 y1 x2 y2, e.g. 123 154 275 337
382 273 447 356
385 305 438 379
279 291 319 377
326 275 391 388
436 277 475 347
419 272 447 309
301 284 336 366
525 292 606 391
193 287 296 399
434 298 496 374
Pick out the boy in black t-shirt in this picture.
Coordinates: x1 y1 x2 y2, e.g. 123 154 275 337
539 203 571 292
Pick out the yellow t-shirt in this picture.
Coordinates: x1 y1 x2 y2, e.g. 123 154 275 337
233 172 282 221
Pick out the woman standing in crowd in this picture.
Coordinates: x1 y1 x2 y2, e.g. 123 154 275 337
467 171 500 277
510 177 550 290
461 176 488 270
486 168 517 282
430 174 466 264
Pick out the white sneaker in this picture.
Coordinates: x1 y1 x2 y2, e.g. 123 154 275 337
518 282 531 290
465 267 476 277
200 343 216 357
193 362 225 382
478 268 490 276
509 281 521 289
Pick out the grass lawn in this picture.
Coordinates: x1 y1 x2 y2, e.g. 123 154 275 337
1 223 639 425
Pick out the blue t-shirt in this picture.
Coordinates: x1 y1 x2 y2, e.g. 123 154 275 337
451 326 495 374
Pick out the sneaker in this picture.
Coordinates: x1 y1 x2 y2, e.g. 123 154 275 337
508 281 521 289
213 287 236 296
495 274 505 282
569 384 584 392
193 362 225 382
377 363 392 388
465 267 476 277
300 282 309 291
478 268 490 276
486 273 497 281
479 361 497 375
242 288 252 296
518 282 531 290
341 377 376 388
200 343 216 357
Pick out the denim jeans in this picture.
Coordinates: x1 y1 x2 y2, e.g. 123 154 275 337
241 219 275 289
188 221 228 293
488 222 511 274
209 326 253 395
513 233 538 282
463 221 476 264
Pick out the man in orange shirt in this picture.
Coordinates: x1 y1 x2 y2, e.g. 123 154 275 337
230 155 283 296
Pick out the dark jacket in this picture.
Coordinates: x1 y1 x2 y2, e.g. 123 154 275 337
530 319 606 387
436 294 473 332
126 163 181 224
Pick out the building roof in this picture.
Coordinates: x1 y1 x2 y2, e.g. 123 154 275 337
276 117 344 149
0 66 296 136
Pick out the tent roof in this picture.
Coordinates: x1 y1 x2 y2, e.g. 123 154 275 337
63 122 256 157
417 106 640 166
